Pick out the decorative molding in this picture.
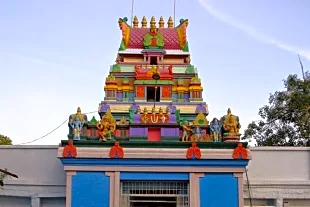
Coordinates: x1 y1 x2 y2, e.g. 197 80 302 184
57 147 252 160
64 166 245 173
66 171 76 207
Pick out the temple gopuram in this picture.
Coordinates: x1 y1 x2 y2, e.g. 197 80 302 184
57 16 251 207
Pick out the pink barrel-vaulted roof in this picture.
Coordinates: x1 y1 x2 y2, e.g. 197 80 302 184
127 28 181 50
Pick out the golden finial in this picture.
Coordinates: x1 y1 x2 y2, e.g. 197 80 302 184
167 16 173 28
133 16 139 28
141 16 147 28
159 16 164 28
143 107 148 114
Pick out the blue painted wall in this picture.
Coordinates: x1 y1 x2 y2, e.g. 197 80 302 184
61 158 249 168
71 172 110 207
120 172 189 180
200 173 238 207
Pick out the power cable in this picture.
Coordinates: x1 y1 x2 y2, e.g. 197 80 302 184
15 111 97 145
245 167 253 207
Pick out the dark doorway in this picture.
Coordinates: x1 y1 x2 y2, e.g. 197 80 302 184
150 56 158 65
147 87 160 102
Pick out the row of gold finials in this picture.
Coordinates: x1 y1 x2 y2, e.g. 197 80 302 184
133 16 174 28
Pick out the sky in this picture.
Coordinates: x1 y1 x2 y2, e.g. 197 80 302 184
0 0 309 145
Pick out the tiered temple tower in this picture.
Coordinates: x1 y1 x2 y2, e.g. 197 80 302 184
58 16 251 207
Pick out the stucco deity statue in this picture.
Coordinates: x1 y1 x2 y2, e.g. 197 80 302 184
192 126 203 142
69 107 86 141
210 118 222 142
182 122 193 142
97 110 116 141
221 108 241 136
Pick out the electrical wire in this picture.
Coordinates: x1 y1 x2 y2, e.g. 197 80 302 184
245 167 253 207
14 107 226 145
15 111 97 145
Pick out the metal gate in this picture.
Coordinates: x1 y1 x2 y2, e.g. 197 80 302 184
120 181 189 207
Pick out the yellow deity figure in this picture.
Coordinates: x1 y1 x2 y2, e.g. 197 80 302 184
96 110 116 141
222 108 241 136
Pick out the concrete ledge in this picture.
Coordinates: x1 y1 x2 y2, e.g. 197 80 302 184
250 146 310 151
57 147 252 159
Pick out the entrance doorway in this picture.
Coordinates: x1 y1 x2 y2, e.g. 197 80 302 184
121 181 189 207
147 87 160 102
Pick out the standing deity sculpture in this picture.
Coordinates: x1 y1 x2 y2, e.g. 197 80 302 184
210 118 222 142
97 109 116 141
182 122 193 142
69 107 87 141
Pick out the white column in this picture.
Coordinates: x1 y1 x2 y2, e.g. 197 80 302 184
277 198 284 207
31 197 40 207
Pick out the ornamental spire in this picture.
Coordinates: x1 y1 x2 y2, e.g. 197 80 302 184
167 16 173 28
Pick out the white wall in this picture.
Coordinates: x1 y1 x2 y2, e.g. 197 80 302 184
0 145 65 207
0 145 310 207
245 147 310 207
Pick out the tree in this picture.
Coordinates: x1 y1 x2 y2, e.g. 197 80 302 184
242 71 310 146
0 134 12 145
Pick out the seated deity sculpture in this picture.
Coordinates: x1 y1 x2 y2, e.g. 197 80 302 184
221 108 241 136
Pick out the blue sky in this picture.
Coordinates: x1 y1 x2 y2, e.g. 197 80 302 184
0 0 309 145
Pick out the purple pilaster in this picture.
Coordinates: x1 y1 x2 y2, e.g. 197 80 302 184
133 114 142 123
116 92 122 100
168 115 177 123
161 128 179 136
130 127 148 136
184 93 190 102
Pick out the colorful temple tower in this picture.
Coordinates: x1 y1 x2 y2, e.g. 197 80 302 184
58 16 251 207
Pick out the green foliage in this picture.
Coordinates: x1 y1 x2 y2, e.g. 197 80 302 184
0 134 12 145
242 72 310 146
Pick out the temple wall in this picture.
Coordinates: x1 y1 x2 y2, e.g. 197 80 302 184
163 57 184 64
123 57 144 62
0 146 310 207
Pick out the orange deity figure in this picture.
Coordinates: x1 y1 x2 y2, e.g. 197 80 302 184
96 109 116 141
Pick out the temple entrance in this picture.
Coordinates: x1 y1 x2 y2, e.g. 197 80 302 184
147 87 160 102
150 56 158 65
121 181 189 207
